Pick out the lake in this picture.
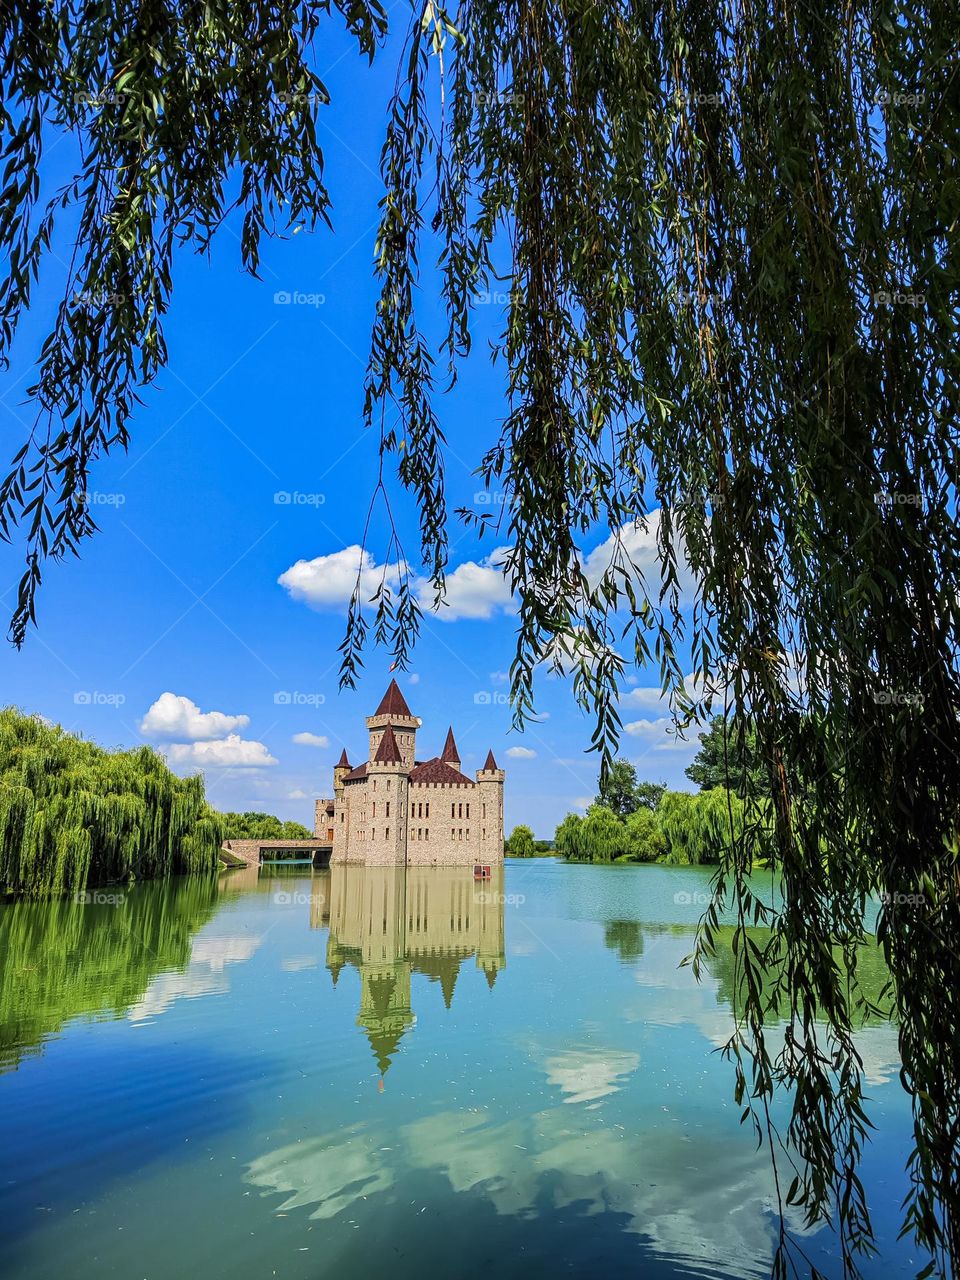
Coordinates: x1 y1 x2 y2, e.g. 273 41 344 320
0 859 925 1279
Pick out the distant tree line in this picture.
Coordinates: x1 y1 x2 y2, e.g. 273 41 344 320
553 717 771 866
504 824 554 857
220 811 312 840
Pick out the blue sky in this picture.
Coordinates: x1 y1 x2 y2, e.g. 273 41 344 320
0 19 703 836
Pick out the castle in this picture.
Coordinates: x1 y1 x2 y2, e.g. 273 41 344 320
314 679 505 866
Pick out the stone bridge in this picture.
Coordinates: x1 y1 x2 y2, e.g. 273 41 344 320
220 839 333 870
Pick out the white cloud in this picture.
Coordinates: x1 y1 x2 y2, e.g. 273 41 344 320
167 735 278 769
506 746 537 759
624 717 695 754
621 671 719 714
408 673 420 684
140 692 249 741
582 512 698 604
622 685 670 710
278 545 405 610
292 732 329 748
287 788 308 800
279 544 514 623
624 717 676 740
423 547 514 621
543 626 622 677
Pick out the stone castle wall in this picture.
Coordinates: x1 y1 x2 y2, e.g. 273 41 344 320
333 776 504 866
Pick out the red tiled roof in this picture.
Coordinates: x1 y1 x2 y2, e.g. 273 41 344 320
374 723 403 763
408 757 476 786
374 678 412 718
343 763 368 781
483 749 498 771
336 748 351 768
440 726 460 764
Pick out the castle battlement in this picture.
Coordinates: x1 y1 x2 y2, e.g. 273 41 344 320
320 679 505 867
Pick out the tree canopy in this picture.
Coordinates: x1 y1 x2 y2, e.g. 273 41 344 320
220 811 313 840
2 3 959 1272
0 708 224 894
685 715 766 796
505 823 535 858
595 758 666 815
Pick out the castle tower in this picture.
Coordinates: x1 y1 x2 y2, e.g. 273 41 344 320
330 747 352 862
366 678 418 769
476 749 505 863
366 724 410 866
440 726 460 769
333 747 351 796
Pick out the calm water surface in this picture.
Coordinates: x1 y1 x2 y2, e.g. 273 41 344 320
0 859 924 1279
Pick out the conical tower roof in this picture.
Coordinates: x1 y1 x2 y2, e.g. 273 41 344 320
441 726 460 764
374 724 403 763
374 678 412 718
336 747 351 768
483 749 498 771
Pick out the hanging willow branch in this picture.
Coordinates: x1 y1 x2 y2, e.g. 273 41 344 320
2 1 960 1275
360 4 960 1276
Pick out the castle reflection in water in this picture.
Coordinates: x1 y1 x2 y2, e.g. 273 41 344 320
310 864 506 1075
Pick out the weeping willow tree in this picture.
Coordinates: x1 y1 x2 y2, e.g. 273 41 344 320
0 709 225 894
2 1 960 1275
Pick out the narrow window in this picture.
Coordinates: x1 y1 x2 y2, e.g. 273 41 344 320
458 802 463 818
451 802 455 818
482 803 486 819
372 828 375 840
426 802 430 818
466 803 470 819
385 826 389 839
386 800 391 817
